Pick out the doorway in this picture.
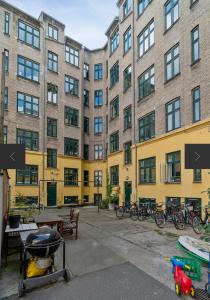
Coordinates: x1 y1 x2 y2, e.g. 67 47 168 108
124 182 132 207
47 182 57 207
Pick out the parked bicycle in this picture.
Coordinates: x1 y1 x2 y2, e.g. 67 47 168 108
192 206 210 234
183 203 200 226
138 202 156 221
115 202 138 219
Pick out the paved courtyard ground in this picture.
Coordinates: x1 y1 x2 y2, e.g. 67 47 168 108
0 207 208 299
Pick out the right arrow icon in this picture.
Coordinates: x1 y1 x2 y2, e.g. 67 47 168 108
194 152 200 161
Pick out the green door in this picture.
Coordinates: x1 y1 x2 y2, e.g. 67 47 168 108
47 182 57 207
125 182 132 207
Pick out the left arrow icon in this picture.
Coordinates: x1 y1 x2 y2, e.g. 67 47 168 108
9 152 16 161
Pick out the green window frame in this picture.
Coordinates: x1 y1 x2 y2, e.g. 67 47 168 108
94 64 103 80
84 63 89 80
48 51 58 73
4 12 10 35
84 89 89 106
138 65 154 100
139 111 155 142
166 151 181 183
191 26 200 64
18 20 40 49
94 144 103 160
110 131 119 153
84 144 89 160
124 141 132 165
165 0 179 30
16 165 38 185
124 65 132 92
17 129 39 151
94 117 103 135
110 30 119 54
124 105 132 130
65 75 79 96
4 49 9 73
4 126 7 144
192 86 201 122
47 83 58 104
4 87 8 110
94 170 103 187
123 0 131 17
139 157 156 184
84 170 89 186
47 148 57 168
166 98 180 132
165 44 180 81
84 117 89 134
94 90 103 107
47 117 57 138
64 106 79 127
110 96 119 120
17 56 40 82
138 0 152 16
48 24 58 40
110 165 119 186
110 61 119 88
64 168 78 186
138 20 154 57
124 27 132 54
17 92 39 117
65 46 79 67
64 137 79 157
193 169 201 182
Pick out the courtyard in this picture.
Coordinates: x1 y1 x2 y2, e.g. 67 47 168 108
0 207 207 299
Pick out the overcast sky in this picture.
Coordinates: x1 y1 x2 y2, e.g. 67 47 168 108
5 0 118 49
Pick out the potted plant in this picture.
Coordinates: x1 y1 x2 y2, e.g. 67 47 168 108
8 210 21 229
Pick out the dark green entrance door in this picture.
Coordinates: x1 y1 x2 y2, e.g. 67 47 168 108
125 182 132 207
47 182 57 207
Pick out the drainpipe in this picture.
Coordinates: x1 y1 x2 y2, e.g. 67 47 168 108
0 52 5 145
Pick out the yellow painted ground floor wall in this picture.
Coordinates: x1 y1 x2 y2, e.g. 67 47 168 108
8 119 210 209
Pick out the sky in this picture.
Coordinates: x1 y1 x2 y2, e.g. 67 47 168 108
5 0 118 49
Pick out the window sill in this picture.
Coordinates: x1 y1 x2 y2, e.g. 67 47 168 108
165 181 181 184
163 18 180 35
94 105 103 108
17 39 40 51
94 79 103 82
65 124 80 129
139 182 156 185
191 58 201 68
137 44 155 62
17 112 40 119
65 61 80 70
123 47 132 58
164 72 181 85
193 181 202 184
123 85 132 94
94 133 103 136
166 126 181 133
46 167 58 170
109 82 119 91
65 93 79 98
110 116 119 122
47 136 58 140
123 127 132 132
17 75 40 85
121 10 132 24
48 69 58 75
16 184 38 186
109 47 119 58
138 90 155 103
47 101 58 106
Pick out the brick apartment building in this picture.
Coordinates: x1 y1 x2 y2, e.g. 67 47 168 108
0 0 210 210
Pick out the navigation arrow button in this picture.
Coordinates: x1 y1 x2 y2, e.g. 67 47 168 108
194 152 200 162
9 152 16 161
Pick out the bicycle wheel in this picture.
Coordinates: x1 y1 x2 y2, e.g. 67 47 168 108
154 211 165 228
192 216 205 234
130 208 138 221
174 211 185 230
116 207 124 219
138 208 146 221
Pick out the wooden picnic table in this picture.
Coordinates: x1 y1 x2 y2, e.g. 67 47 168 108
33 215 63 234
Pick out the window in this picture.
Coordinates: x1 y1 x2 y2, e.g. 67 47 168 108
124 27 132 54
4 49 9 73
84 117 89 134
166 197 181 208
190 0 199 7
166 151 181 183
94 117 103 134
138 20 154 57
165 44 180 81
47 149 57 168
124 65 132 92
110 62 119 88
16 196 38 206
4 126 7 144
192 86 201 122
84 63 89 80
94 144 103 160
64 106 79 127
84 170 89 186
4 12 10 35
47 118 57 138
123 0 131 17
193 169 201 182
139 157 156 183
16 165 38 185
48 24 58 40
165 0 179 30
64 168 78 186
18 20 40 49
191 26 200 64
84 90 89 106
64 138 79 156
94 90 103 107
94 64 103 80
17 92 39 116
110 165 119 186
17 56 40 82
65 75 79 96
17 129 39 151
47 83 58 104
83 195 89 203
94 171 102 187
84 144 89 160
138 0 152 16
64 196 79 205
110 30 119 54
110 96 119 120
166 98 180 132
65 46 79 67
4 87 8 110
139 112 155 142
110 131 119 153
124 141 132 165
124 105 132 130
139 198 156 208
138 65 155 100
48 51 58 72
